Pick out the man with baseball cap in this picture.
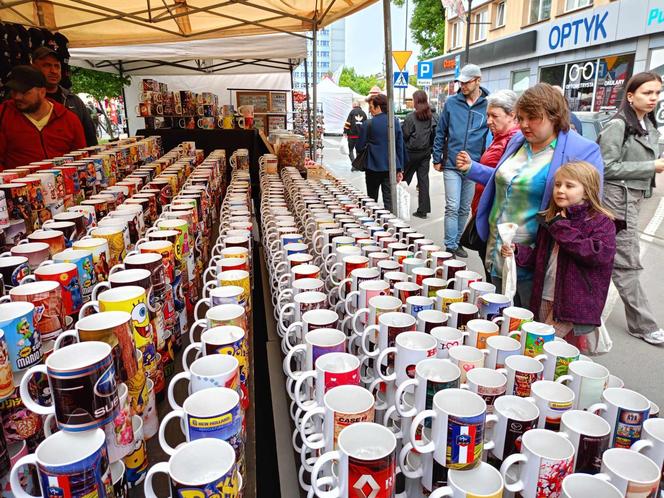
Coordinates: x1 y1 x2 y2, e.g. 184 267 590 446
432 63 490 258
0 65 86 170
32 46 98 146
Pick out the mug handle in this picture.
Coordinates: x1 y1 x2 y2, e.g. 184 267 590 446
587 402 607 415
20 275 36 285
109 264 125 275
344 290 360 316
410 409 437 453
181 342 202 371
19 365 52 416
278 303 295 338
0 296 10 304
283 344 306 379
398 442 424 479
193 298 210 321
556 374 573 385
91 281 111 301
294 370 317 412
78 300 99 320
9 453 40 498
144 461 170 498
53 329 77 350
310 450 341 498
299 405 326 450
188 318 207 344
395 378 418 418
282 321 303 355
43 413 57 437
631 439 654 452
167 371 191 411
500 453 528 494
376 347 397 382
360 324 380 357
158 410 185 456
352 308 370 336
483 413 498 451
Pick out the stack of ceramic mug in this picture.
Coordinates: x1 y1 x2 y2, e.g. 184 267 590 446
261 164 664 498
0 136 163 245
150 166 252 496
1 143 228 497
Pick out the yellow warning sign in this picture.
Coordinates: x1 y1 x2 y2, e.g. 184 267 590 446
392 51 413 71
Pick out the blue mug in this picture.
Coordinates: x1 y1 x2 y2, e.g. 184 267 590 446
10 428 113 498
49 249 97 302
0 301 41 372
478 292 513 321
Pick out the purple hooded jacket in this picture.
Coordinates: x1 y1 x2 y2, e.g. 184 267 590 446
514 203 616 326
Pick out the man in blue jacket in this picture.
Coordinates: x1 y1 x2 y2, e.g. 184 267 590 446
357 93 407 212
432 64 489 257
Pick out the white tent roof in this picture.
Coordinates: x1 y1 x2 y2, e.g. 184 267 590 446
69 33 306 75
317 77 353 96
0 0 377 48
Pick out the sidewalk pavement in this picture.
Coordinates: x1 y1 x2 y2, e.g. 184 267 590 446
323 136 664 409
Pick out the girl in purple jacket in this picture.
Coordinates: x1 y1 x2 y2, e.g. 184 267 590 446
501 161 617 352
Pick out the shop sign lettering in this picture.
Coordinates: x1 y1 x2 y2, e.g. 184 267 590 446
648 8 664 26
548 12 609 50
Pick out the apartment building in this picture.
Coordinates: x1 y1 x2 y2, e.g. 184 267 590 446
292 20 346 90
429 0 664 125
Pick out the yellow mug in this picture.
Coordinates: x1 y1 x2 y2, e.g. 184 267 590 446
217 269 251 310
73 237 111 282
88 227 126 267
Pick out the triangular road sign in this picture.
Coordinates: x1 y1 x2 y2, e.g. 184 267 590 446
392 51 413 71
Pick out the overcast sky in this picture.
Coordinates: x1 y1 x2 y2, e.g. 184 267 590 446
344 1 422 76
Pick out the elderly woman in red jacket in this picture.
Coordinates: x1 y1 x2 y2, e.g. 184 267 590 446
470 89 520 214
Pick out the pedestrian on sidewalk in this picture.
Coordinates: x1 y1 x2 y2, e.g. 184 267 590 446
402 90 436 218
456 83 603 307
432 64 490 258
598 71 664 345
344 100 367 168
357 93 406 211
501 161 616 354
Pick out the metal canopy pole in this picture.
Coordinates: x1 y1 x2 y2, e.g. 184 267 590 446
304 58 313 155
383 0 398 213
118 61 130 136
311 22 318 161
464 0 473 64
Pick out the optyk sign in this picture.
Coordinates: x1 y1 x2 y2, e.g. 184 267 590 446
548 11 609 50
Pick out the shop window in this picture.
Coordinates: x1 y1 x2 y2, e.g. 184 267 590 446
511 70 530 95
451 21 464 49
494 2 506 28
593 53 635 112
565 0 592 12
649 48 664 130
473 10 488 41
529 0 551 24
540 64 566 88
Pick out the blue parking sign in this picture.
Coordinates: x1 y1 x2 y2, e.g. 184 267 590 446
417 61 433 84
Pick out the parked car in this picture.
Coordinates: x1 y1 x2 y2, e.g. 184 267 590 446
574 111 613 142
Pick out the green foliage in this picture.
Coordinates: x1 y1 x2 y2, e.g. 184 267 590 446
393 0 446 59
70 67 130 102
338 67 383 96
408 74 420 88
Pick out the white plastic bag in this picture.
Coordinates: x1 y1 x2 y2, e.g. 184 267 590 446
397 183 411 221
498 222 519 300
593 320 613 354
339 136 349 156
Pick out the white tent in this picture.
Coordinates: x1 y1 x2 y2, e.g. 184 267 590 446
317 77 354 135
69 33 307 76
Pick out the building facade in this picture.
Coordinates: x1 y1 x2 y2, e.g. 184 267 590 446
430 0 664 129
292 20 346 90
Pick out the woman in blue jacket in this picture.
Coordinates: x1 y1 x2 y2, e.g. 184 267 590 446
357 93 407 211
456 83 604 306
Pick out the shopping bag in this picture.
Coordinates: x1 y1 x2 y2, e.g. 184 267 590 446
397 183 411 221
498 222 519 300
593 320 613 354
339 136 349 156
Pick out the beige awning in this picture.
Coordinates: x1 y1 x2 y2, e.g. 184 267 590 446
0 0 376 48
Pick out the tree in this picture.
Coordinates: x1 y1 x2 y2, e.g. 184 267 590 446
70 67 130 139
338 67 383 96
393 0 446 59
408 75 420 88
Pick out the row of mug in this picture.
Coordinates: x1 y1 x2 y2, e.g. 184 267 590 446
5 146 242 496
260 167 664 498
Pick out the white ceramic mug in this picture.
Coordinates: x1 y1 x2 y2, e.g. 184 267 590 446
561 473 623 498
489 395 539 462
598 447 661 497
589 387 651 449
557 360 609 410
530 380 575 431
560 409 611 474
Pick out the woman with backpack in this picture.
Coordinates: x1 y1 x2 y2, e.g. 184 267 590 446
598 71 664 345
402 90 436 218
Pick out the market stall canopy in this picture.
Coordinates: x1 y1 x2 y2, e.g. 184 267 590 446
68 33 307 75
317 77 354 134
0 0 377 48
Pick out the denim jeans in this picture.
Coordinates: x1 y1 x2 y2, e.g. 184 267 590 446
443 168 475 250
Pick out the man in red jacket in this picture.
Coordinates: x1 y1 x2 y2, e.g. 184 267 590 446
0 65 86 170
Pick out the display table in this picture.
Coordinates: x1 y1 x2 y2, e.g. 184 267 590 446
136 128 268 164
